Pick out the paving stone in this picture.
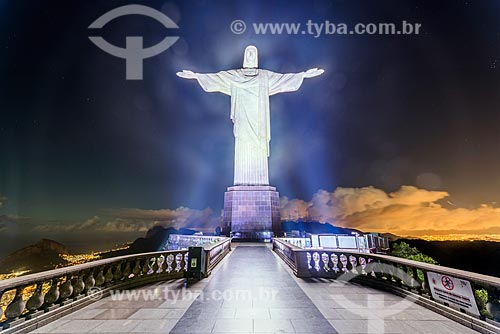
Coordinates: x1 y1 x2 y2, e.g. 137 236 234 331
128 308 172 319
254 319 294 333
213 319 253 332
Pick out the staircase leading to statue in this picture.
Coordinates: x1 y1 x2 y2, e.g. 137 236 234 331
1 239 499 334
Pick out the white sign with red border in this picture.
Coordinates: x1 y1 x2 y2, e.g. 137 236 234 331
427 271 480 316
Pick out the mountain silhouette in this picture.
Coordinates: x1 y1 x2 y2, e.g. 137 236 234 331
0 239 70 274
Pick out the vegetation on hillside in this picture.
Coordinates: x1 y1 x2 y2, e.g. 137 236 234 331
392 241 438 264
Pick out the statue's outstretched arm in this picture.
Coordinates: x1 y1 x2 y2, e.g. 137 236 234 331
176 70 232 95
268 68 324 95
176 70 197 79
303 68 324 78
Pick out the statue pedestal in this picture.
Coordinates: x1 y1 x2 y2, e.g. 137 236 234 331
223 185 281 241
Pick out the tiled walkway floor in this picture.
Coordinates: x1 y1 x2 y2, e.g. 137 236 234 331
29 243 480 334
169 244 335 334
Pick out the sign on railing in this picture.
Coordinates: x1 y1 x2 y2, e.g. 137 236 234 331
427 271 480 316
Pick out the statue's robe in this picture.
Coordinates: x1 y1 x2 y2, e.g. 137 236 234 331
195 69 305 185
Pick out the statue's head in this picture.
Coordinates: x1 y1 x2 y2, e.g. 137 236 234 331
243 45 258 68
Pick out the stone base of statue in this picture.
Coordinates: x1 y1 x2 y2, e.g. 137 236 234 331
223 185 281 241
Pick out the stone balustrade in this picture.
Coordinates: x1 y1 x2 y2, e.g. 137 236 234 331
0 237 231 331
166 234 226 250
273 237 500 332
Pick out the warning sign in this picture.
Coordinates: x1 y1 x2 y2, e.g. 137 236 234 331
427 271 480 316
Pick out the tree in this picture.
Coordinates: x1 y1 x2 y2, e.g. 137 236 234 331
392 242 438 265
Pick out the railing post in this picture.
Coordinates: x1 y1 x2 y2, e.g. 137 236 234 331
421 269 432 298
0 290 4 320
411 267 423 294
294 251 311 278
204 248 211 277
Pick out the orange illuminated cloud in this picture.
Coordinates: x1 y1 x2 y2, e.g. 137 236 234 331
281 185 500 238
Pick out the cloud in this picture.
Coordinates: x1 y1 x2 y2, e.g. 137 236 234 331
100 207 220 232
281 185 500 237
13 185 500 239
31 207 221 234
32 216 102 233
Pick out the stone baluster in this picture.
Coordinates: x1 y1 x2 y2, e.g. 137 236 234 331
151 257 159 274
0 290 4 319
59 275 74 302
405 265 418 289
349 255 358 274
26 282 45 315
83 271 96 293
370 258 383 279
72 274 85 298
142 258 152 275
359 257 367 275
330 254 339 273
156 255 165 274
321 252 330 272
123 261 132 278
104 267 114 285
44 278 60 307
184 253 189 271
339 254 348 272
132 259 142 277
367 258 377 277
312 252 320 271
394 264 405 286
4 287 26 321
94 269 105 287
113 262 123 281
411 267 423 293
386 262 395 281
166 254 174 273
175 253 183 272
160 255 168 273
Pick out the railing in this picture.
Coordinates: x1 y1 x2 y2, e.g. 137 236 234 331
167 234 226 250
204 237 231 275
273 238 500 333
0 237 231 332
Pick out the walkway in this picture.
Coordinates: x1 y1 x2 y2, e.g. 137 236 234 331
29 244 479 334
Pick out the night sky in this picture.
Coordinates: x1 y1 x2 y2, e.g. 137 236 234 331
1 0 500 255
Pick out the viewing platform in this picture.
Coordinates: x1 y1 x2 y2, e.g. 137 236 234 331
1 239 499 334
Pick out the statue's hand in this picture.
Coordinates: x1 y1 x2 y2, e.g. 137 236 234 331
176 70 197 79
304 68 324 78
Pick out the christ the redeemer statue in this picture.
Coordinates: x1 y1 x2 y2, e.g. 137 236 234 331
177 45 323 186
